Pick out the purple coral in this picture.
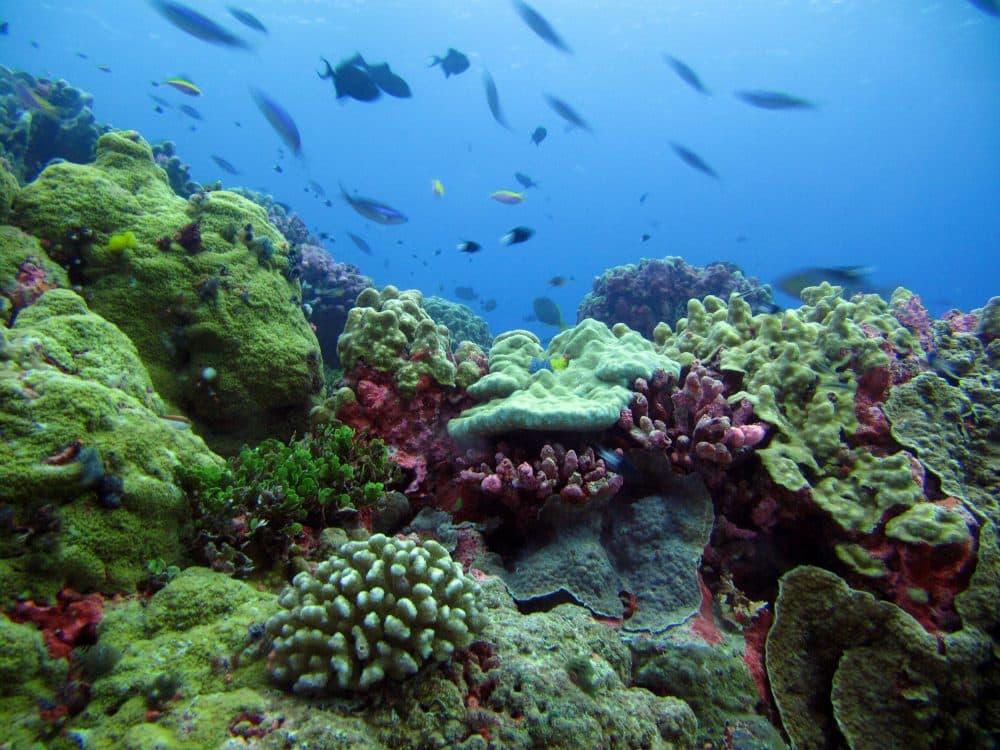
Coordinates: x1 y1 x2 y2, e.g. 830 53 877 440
297 243 372 367
577 256 773 338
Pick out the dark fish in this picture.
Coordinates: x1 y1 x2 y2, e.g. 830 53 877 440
340 184 408 225
664 55 709 94
514 172 540 189
96 64 112 73
347 232 373 256
153 105 165 114
179 103 203 120
228 6 267 33
324 199 332 207
530 126 547 145
30 40 39 49
544 94 592 133
967 0 1000 16
77 51 89 59
434 249 441 256
641 233 650 242
455 286 478 300
150 0 250 49
735 90 815 110
0 22 8 35
511 0 571 53
318 56 381 102
457 241 482 253
670 142 718 179
482 71 511 130
502 226 534 245
251 88 301 155
548 275 572 286
318 232 331 241
150 94 171 108
430 48 470 77
482 298 498 312
776 266 876 299
211 155 240 174
308 179 326 197
273 164 283 173
533 296 567 329
365 62 411 98
639 193 648 203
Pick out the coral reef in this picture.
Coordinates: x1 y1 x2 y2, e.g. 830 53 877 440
10 130 323 451
577 255 774 338
297 242 371 368
266 534 487 693
0 288 220 601
151 140 199 198
0 70 107 183
423 295 493 351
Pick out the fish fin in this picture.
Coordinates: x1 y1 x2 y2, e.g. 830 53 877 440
317 57 335 80
840 265 877 278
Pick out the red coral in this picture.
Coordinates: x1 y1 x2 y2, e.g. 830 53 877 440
689 571 724 646
10 589 104 660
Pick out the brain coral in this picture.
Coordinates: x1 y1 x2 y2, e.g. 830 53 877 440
265 533 486 694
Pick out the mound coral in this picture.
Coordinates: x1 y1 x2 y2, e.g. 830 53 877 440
265 533 487 694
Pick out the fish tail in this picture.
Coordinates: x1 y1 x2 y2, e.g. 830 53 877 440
428 56 441 67
317 57 335 80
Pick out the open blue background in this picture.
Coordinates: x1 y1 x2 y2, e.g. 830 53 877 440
3 0 998 339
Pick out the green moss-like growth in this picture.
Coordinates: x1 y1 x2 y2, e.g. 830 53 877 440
654 284 927 534
0 289 220 602
337 285 458 395
448 318 680 439
10 130 322 451
181 424 402 571
0 158 19 223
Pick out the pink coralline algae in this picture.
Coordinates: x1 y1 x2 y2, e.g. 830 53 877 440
458 443 623 531
890 290 934 354
619 364 768 480
4 257 60 317
576 256 774 338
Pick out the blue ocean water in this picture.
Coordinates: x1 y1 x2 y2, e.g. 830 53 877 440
3 0 997 339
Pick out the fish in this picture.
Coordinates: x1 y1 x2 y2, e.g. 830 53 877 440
365 62 412 98
501 226 534 245
347 232 373 256
228 6 267 33
670 142 718 179
164 77 201 96
776 266 877 299
967 0 1000 16
533 296 567 329
431 179 445 197
179 104 203 120
482 71 511 130
641 233 650 242
457 241 482 253
153 105 165 114
514 172 540 189
324 199 332 207
318 56 381 102
490 190 524 205
429 48 470 77
308 179 326 197
211 155 240 175
0 22 7 34
548 275 572 287
150 1 250 49
639 193 648 203
340 183 408 225
455 286 478 300
96 64 112 73
273 164 283 173
482 299 498 312
544 94 592 133
735 90 815 110
149 94 171 108
530 126 547 145
251 88 301 155
77 52 89 59
11 81 59 116
664 55 709 94
511 0 571 53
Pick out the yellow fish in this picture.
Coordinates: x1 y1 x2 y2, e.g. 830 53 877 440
431 178 445 197
550 356 570 371
165 77 202 96
489 190 524 205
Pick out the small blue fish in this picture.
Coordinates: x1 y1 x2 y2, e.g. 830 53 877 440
347 232 373 255
151 0 250 49
735 90 815 110
482 71 510 130
179 103 203 120
211 155 240 175
544 94 592 133
529 357 553 374
511 0 571 53
670 142 718 180
251 88 301 155
228 6 267 33
340 184 408 225
664 55 710 95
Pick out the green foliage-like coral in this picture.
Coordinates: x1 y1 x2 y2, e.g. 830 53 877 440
181 425 402 571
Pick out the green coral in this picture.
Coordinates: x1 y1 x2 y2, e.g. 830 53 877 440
265 533 487 693
0 158 19 223
337 285 458 395
10 130 322 452
423 294 493 351
448 318 680 439
0 289 220 602
181 424 402 570
654 284 928 534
